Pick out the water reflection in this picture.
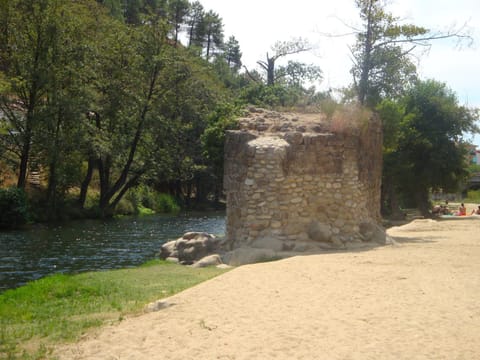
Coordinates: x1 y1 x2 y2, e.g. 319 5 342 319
0 212 225 292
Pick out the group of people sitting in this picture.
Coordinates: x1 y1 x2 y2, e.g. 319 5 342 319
455 203 480 216
432 202 480 216
432 204 452 216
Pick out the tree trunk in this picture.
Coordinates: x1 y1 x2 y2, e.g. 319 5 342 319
17 134 31 189
415 188 431 217
46 161 57 219
97 64 159 217
382 178 405 219
78 156 95 208
266 57 275 86
206 33 212 60
357 0 374 106
17 113 33 189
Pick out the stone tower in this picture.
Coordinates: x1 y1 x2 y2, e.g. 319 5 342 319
223 107 384 253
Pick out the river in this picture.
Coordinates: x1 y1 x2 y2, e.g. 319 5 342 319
0 212 225 292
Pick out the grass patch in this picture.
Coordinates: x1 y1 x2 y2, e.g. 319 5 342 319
137 205 156 216
464 189 480 203
0 260 227 359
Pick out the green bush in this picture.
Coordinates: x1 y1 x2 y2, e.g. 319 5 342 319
0 187 29 229
155 193 180 214
124 185 156 213
114 197 136 216
115 186 181 216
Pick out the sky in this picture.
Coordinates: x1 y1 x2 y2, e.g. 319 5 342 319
199 0 480 146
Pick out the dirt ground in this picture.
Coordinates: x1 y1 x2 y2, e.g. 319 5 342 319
55 214 480 360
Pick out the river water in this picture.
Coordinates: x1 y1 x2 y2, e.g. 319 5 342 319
0 212 225 292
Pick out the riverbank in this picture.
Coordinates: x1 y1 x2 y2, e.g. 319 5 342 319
0 261 227 359
0 211 226 292
55 217 480 359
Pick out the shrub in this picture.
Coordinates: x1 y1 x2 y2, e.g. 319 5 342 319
117 187 180 215
0 187 29 229
114 197 136 216
155 193 180 214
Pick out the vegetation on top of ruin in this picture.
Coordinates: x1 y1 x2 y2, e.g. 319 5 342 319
234 104 374 137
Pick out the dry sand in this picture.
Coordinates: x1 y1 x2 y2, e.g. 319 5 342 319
56 216 480 360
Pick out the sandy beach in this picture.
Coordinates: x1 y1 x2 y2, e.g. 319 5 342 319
56 216 480 360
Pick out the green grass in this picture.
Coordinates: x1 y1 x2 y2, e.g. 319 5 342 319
137 205 156 216
0 260 227 359
464 189 480 203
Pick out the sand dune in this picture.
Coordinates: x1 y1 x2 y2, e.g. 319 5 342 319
56 217 480 359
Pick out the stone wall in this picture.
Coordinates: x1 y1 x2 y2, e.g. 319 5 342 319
224 108 383 253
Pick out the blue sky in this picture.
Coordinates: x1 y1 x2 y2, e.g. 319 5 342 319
199 0 480 145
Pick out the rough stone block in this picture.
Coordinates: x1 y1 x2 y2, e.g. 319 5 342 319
307 220 332 243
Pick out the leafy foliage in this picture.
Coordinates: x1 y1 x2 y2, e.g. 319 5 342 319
0 187 28 229
257 38 312 86
379 80 479 215
201 103 240 188
0 0 477 222
351 0 426 106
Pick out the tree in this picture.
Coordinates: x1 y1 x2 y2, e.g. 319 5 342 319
198 10 223 60
85 18 173 216
351 0 471 107
0 0 236 218
376 98 406 217
96 0 124 20
39 1 102 216
276 61 322 88
150 45 230 204
0 0 101 195
201 103 239 203
185 1 204 48
257 38 311 86
385 80 478 215
223 36 242 71
167 0 190 45
0 0 58 189
96 0 168 24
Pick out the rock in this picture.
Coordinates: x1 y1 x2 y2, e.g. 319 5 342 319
307 220 332 243
359 222 387 244
251 237 284 252
144 300 173 313
330 236 346 248
245 178 255 186
224 247 278 266
182 232 202 240
216 264 233 270
385 235 397 245
192 254 223 268
159 232 221 265
292 241 314 252
159 240 178 259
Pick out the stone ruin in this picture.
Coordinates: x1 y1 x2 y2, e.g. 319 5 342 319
159 107 387 268
223 107 385 255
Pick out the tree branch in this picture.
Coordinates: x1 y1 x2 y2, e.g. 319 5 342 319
243 66 260 82
373 30 473 51
257 60 268 71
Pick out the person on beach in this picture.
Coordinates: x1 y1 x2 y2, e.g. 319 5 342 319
456 203 467 216
470 205 480 215
432 204 450 216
